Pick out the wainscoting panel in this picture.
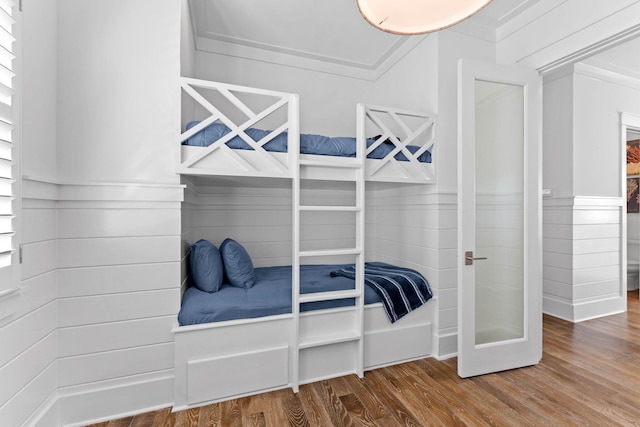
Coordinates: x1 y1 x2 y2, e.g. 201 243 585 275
0 331 56 407
58 342 174 387
58 289 180 327
58 315 176 357
0 179 184 426
543 197 625 322
0 179 59 426
58 263 180 298
0 363 57 427
53 182 183 425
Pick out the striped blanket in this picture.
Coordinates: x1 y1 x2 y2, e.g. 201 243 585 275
330 262 432 323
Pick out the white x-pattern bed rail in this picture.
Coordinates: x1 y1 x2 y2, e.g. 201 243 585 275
360 104 436 183
178 78 299 178
177 78 436 184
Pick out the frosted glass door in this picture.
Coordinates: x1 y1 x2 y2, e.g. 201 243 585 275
474 80 525 345
458 59 542 378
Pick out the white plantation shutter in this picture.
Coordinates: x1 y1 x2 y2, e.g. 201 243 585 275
0 0 14 271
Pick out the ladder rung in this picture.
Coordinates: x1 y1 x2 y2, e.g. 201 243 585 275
300 205 360 212
299 158 362 169
299 289 361 304
299 330 361 349
299 248 361 257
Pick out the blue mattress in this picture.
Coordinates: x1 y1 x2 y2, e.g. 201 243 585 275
178 264 382 326
183 121 432 163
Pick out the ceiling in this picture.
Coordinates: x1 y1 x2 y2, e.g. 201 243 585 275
188 0 544 79
582 37 640 82
188 0 640 81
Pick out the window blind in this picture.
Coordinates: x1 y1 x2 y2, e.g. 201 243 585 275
0 0 14 270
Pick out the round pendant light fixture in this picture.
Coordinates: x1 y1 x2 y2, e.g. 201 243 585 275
356 0 494 35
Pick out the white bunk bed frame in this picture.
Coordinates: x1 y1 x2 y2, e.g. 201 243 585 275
177 78 436 183
173 78 436 410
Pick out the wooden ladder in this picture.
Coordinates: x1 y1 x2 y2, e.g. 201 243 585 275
290 104 367 392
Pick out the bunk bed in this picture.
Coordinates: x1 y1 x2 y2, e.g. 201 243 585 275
173 78 437 410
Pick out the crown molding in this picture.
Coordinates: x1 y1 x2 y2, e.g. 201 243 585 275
194 34 427 81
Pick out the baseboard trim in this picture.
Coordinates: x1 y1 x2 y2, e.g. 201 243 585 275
23 391 59 427
434 332 457 359
543 294 575 322
544 293 627 322
573 295 626 322
57 371 174 427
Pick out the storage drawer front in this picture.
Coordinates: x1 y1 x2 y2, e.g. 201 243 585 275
364 323 431 368
187 346 288 404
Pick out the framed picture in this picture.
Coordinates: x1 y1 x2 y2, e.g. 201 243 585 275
627 139 640 175
628 177 639 213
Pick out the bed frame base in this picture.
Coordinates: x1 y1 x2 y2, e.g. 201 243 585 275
172 303 433 410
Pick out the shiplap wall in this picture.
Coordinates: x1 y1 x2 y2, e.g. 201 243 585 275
1 179 184 426
0 180 58 426
186 179 293 268
543 197 625 322
53 182 183 426
183 179 361 270
367 185 455 358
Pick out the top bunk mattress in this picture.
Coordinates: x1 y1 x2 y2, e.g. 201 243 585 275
183 121 432 163
178 264 382 326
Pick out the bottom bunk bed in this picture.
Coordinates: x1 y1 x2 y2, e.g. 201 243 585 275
172 247 434 410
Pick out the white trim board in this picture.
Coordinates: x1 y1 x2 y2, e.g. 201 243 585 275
497 1 640 73
22 177 185 203
543 196 624 208
56 371 174 427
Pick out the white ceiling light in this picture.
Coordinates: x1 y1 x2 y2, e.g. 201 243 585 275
356 0 494 35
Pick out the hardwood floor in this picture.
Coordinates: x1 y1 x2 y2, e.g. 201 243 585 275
89 292 640 426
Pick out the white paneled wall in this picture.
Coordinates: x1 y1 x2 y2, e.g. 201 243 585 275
368 185 455 358
543 197 625 322
184 180 293 268
0 179 184 426
53 182 183 426
0 180 58 426
183 179 361 269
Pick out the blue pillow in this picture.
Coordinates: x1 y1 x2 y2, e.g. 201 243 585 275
189 239 224 293
220 238 255 289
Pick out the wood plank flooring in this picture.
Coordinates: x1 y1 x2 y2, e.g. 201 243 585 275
89 292 640 426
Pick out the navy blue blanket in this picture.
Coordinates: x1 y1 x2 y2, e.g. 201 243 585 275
330 262 432 323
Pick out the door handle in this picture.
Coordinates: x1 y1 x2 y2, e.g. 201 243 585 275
465 251 488 265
